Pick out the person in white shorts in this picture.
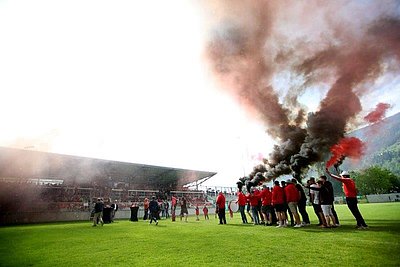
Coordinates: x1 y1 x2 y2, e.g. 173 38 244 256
311 180 337 228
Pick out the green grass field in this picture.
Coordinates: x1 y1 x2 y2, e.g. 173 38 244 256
0 202 399 267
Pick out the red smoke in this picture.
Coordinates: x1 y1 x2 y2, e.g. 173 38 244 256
326 137 366 168
203 0 400 180
364 103 391 123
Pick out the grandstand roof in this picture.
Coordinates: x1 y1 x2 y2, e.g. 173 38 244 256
0 147 217 189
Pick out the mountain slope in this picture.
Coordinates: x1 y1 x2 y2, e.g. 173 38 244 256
344 112 400 175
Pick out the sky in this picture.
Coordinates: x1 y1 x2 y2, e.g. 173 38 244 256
0 0 399 187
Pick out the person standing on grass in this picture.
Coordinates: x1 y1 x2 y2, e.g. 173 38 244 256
247 188 261 225
309 180 336 228
111 200 119 222
180 196 189 222
171 195 177 221
281 180 294 226
164 200 170 219
195 205 200 221
319 175 340 226
308 178 326 227
284 179 303 227
255 188 264 225
203 204 209 220
325 168 368 229
143 197 150 220
292 178 310 226
236 190 248 224
216 191 227 224
246 201 253 223
149 196 160 225
272 180 287 228
260 185 273 226
92 198 104 227
160 200 165 218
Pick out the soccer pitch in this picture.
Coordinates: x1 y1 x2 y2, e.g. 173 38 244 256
0 203 399 267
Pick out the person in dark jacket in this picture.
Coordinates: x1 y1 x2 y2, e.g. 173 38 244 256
319 175 340 226
307 178 325 226
149 196 160 225
92 198 104 227
309 179 337 228
292 178 310 226
180 197 189 222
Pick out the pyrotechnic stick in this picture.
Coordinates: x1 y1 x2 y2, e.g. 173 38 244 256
334 166 341 176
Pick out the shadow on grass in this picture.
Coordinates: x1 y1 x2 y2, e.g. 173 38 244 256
207 219 400 233
218 223 265 227
283 220 400 233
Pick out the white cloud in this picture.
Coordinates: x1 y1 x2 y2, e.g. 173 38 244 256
0 0 275 186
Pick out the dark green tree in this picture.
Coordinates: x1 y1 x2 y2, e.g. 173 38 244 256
352 166 399 195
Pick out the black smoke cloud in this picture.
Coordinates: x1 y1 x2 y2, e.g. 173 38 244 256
204 1 400 181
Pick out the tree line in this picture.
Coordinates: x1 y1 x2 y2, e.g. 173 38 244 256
327 166 400 196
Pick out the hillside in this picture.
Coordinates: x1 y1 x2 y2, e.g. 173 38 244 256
344 112 400 175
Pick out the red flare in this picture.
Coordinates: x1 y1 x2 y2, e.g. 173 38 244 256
326 137 365 168
364 103 391 124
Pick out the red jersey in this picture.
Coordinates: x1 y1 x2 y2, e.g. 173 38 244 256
237 191 247 206
246 192 260 207
334 177 358 198
216 193 226 209
272 185 285 205
260 188 272 206
284 183 300 203
172 196 177 206
203 206 208 214
144 199 149 209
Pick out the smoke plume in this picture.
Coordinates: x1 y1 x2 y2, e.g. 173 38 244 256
236 164 267 193
326 137 366 168
364 103 392 124
203 0 400 181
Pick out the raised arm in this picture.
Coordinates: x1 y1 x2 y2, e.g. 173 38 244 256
325 167 344 182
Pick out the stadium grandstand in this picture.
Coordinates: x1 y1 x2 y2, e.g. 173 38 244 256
0 146 217 225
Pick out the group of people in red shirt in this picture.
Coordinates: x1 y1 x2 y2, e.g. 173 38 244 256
144 169 368 230
272 179 305 227
238 178 307 228
235 169 368 229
